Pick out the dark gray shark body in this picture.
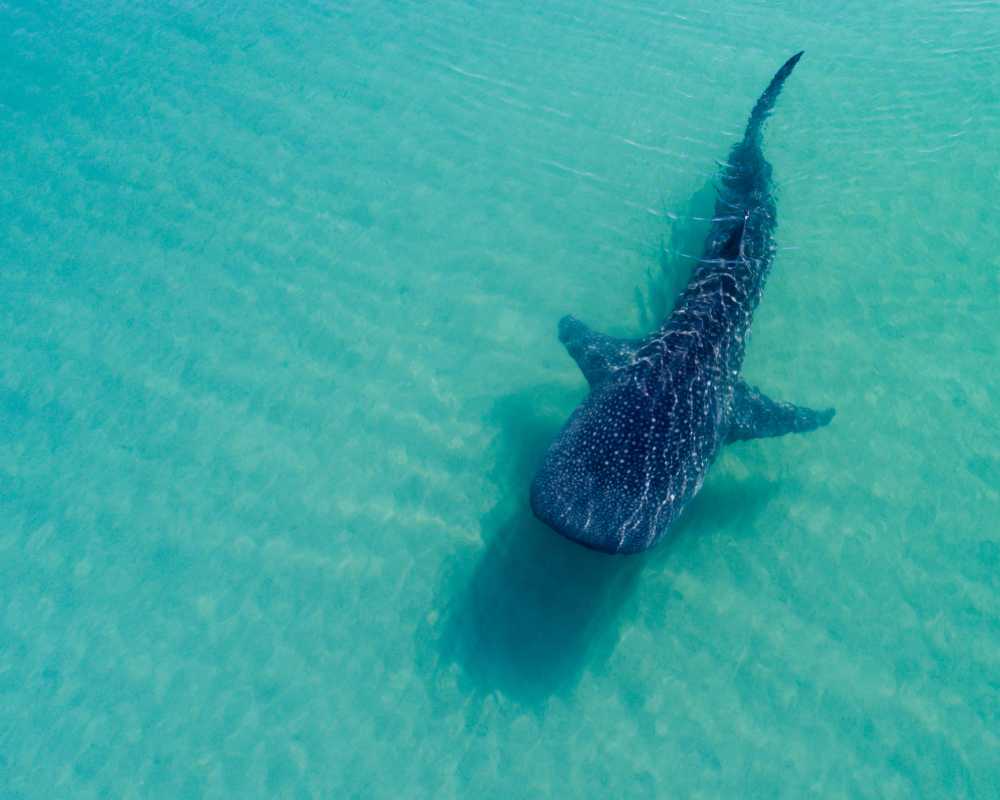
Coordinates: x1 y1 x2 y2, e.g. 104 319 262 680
530 52 834 555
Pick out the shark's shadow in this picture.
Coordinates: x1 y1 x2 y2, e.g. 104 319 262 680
425 383 780 711
426 386 642 710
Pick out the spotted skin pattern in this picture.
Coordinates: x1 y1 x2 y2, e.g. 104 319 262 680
531 53 834 554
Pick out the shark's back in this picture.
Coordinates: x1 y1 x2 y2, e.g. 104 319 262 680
666 51 804 374
531 53 833 555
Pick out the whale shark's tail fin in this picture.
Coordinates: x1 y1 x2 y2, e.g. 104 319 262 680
744 51 803 144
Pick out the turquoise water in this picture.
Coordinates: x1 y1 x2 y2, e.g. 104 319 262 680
2 1 998 796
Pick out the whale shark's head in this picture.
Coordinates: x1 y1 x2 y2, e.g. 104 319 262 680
530 462 670 555
530 375 719 554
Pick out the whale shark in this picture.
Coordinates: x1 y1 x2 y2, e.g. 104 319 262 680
530 52 834 555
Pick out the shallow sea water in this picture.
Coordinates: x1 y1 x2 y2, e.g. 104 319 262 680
2 1 999 797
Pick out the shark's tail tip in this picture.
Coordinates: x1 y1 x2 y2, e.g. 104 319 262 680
779 50 805 77
745 51 806 138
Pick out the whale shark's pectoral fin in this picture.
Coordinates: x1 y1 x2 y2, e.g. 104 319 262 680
727 381 835 443
558 315 639 388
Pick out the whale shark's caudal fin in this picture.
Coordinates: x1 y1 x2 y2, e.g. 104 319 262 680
743 51 804 144
558 315 640 388
726 380 834 443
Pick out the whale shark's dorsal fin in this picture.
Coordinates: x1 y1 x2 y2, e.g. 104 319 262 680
558 315 641 388
727 380 835 443
719 211 750 259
